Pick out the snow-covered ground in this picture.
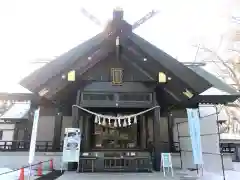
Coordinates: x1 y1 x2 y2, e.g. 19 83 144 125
0 168 22 180
180 163 240 180
197 170 240 180
1 163 240 180
0 167 42 180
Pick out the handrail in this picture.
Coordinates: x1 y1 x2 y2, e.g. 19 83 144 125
0 159 52 176
0 140 180 152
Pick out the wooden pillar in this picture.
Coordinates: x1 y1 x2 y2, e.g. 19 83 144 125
236 145 240 162
84 115 91 151
167 112 174 152
153 92 161 171
52 107 63 151
69 90 81 171
12 125 19 150
81 114 86 151
72 106 79 128
23 127 30 141
72 90 81 128
13 125 19 140
23 102 37 149
140 115 146 149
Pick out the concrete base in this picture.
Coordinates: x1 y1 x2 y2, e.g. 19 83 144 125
56 172 181 180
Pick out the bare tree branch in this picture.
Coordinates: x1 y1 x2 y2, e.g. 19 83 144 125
199 46 240 88
194 17 240 135
229 49 240 54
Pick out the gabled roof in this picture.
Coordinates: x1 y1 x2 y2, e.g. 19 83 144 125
20 33 106 93
127 34 212 94
19 9 213 102
189 66 238 94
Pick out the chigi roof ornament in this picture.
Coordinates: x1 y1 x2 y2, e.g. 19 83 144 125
79 7 159 31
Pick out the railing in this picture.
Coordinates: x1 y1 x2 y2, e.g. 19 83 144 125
0 140 180 153
0 140 63 152
220 143 236 153
78 156 152 172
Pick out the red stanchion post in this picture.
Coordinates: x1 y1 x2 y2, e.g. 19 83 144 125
37 162 43 176
49 159 53 171
19 167 24 180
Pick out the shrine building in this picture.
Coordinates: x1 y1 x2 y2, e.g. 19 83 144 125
0 8 239 173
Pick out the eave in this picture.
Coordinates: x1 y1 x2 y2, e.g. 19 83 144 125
0 93 54 106
20 32 106 93
122 46 201 102
127 33 212 94
19 11 213 101
173 94 240 109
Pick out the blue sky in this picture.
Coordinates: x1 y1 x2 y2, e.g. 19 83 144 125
0 0 238 93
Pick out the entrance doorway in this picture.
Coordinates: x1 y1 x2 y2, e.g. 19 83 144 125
78 107 153 172
86 108 150 151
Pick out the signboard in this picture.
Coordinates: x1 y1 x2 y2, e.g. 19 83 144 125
161 153 174 177
28 108 40 164
162 153 172 167
62 128 81 163
186 108 203 165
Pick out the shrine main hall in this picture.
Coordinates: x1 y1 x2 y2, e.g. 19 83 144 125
0 8 239 173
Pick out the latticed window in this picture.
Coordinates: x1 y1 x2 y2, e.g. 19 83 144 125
111 68 123 85
82 93 114 101
118 93 152 102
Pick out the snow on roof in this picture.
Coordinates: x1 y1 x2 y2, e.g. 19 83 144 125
200 87 231 95
221 133 240 140
0 102 30 120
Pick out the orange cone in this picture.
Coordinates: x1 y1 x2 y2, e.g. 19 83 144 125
37 162 42 176
19 167 24 180
49 159 53 171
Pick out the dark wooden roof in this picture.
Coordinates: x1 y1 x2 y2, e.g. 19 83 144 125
177 94 240 108
18 9 240 106
20 33 106 93
20 11 212 101
126 34 211 94
194 95 240 104
189 66 238 94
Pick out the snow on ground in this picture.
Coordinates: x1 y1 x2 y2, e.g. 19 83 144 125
0 168 21 180
56 169 240 180
1 164 240 180
182 164 240 180
199 170 240 180
0 167 47 180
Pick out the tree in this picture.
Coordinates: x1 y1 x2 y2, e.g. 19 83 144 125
194 16 240 134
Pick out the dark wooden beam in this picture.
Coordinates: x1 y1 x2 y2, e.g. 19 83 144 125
72 106 79 128
72 90 81 128
20 33 106 93
128 33 212 94
122 46 193 102
42 43 115 100
121 54 155 81
167 112 174 152
153 92 161 171
52 107 63 151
